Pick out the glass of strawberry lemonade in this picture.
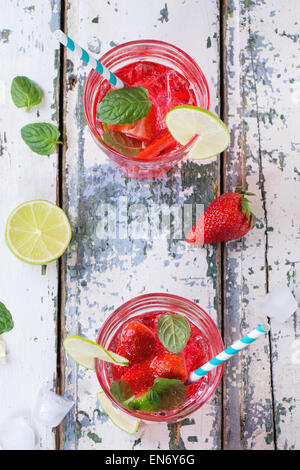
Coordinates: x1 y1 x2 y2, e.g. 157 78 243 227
96 293 223 423
83 40 209 178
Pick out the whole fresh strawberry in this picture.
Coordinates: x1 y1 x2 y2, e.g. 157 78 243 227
187 190 256 244
119 321 156 362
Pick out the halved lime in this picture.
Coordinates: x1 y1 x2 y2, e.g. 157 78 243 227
63 335 129 369
165 105 230 160
97 392 140 434
5 200 71 264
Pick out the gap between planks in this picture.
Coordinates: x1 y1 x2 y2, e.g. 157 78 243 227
53 0 235 450
55 0 67 451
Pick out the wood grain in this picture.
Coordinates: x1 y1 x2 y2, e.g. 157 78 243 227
223 0 300 449
61 0 222 450
0 0 61 449
1 0 299 451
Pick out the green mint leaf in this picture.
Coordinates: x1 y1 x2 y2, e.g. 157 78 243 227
21 123 61 155
97 86 152 125
102 131 142 157
11 76 42 111
129 378 187 412
110 379 135 404
87 431 101 444
127 394 157 412
156 313 191 354
0 302 14 335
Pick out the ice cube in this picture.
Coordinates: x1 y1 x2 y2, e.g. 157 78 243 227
256 287 298 323
0 416 36 450
0 340 7 364
33 388 74 428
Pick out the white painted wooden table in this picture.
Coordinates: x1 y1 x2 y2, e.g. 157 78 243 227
0 0 299 450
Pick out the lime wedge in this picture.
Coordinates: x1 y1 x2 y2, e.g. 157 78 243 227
63 335 129 369
5 200 71 265
165 105 230 160
97 392 140 434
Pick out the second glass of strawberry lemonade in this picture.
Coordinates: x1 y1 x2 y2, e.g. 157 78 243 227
96 293 223 423
83 40 209 178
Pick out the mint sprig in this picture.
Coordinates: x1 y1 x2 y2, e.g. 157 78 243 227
11 76 42 111
21 123 61 155
0 302 14 335
156 313 191 354
110 377 187 413
97 86 152 125
130 378 187 412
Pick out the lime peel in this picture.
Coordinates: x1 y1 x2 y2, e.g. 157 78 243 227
97 392 140 434
165 105 230 160
63 335 129 369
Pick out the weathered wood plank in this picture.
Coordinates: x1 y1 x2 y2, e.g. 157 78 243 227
62 0 222 450
223 0 273 449
243 0 300 450
223 0 300 450
0 0 61 449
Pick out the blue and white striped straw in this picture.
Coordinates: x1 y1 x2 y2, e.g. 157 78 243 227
53 30 125 89
189 323 270 383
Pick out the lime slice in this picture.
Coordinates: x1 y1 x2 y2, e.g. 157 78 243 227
63 335 129 369
165 105 230 160
97 392 140 434
5 200 71 265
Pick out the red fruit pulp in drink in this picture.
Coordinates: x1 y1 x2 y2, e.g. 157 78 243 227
109 312 210 401
96 61 197 158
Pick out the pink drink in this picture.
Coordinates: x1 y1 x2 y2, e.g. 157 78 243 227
96 294 223 422
108 311 210 400
95 61 197 157
83 40 209 178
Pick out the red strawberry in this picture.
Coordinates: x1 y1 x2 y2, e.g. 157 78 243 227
122 361 155 395
136 129 177 160
150 352 187 382
110 344 130 380
108 105 157 141
187 190 256 244
119 321 156 362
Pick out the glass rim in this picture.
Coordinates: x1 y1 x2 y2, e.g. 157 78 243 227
83 39 210 165
95 292 224 423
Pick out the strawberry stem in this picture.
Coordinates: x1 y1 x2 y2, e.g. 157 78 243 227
235 188 256 227
235 187 255 197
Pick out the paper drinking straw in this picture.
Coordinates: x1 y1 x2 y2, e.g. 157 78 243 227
188 323 270 383
53 30 126 89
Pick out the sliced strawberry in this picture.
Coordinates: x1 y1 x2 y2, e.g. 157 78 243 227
110 344 130 380
150 352 187 382
119 321 156 362
108 105 157 141
136 129 177 160
122 361 155 395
